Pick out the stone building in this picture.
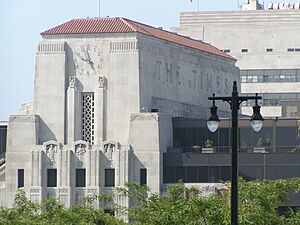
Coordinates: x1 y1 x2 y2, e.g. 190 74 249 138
0 17 239 208
172 0 300 117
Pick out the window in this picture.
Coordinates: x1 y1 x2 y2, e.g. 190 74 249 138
223 49 230 53
186 166 197 183
266 48 273 52
47 169 57 187
104 209 115 216
241 49 248 53
82 93 95 144
105 169 115 187
295 48 300 52
241 76 247 83
287 48 295 52
76 169 86 187
17 169 24 188
140 168 147 186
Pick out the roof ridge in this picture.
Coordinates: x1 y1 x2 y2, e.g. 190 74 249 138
40 17 235 61
119 17 138 32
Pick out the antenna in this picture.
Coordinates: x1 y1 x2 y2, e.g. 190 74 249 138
191 0 200 12
98 0 101 17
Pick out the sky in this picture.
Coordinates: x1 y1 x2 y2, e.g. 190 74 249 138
0 0 298 120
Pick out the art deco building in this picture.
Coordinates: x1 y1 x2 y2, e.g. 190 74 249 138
0 17 239 208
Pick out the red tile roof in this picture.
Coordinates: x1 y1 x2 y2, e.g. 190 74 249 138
41 17 235 61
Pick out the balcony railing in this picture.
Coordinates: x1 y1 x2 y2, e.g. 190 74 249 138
168 146 300 154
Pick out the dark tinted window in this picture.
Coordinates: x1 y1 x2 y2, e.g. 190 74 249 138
0 126 7 155
186 166 198 183
47 169 57 187
220 166 231 181
104 209 115 216
163 166 176 183
209 166 220 182
140 169 147 186
105 169 115 187
76 169 86 187
198 166 208 182
18 169 24 188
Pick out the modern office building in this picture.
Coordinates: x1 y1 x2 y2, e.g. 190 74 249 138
0 17 239 208
166 117 300 182
172 0 300 118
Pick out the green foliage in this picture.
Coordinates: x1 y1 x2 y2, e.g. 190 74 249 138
0 179 300 224
192 145 201 152
256 137 265 147
291 146 300 153
205 139 214 148
0 190 125 225
121 179 300 225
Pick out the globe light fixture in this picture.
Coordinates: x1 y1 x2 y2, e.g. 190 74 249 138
207 94 220 132
250 94 264 132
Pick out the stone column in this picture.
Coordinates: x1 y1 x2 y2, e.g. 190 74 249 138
86 148 101 208
94 76 107 145
29 149 43 204
67 76 81 144
57 149 71 207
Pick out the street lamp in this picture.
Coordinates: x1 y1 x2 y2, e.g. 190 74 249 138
207 81 264 225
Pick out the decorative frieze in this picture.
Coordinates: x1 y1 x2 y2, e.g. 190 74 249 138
38 42 65 53
110 41 137 51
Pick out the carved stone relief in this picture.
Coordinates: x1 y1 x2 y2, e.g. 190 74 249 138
102 141 120 160
69 76 76 88
43 140 60 166
75 144 86 155
98 76 107 88
73 140 90 155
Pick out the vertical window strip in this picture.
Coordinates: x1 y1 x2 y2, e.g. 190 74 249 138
82 93 95 144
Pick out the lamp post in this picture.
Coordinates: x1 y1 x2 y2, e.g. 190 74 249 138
207 81 263 225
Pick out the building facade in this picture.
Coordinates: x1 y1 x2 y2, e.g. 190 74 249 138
0 122 7 206
0 17 239 208
172 0 300 117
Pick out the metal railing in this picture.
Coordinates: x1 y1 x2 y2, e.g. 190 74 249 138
168 146 300 154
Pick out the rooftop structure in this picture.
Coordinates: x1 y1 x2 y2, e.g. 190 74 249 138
173 2 300 118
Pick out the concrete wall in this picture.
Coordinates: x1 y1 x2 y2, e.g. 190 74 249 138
137 34 239 119
172 10 300 117
128 113 173 193
40 34 140 145
5 115 39 206
34 42 66 144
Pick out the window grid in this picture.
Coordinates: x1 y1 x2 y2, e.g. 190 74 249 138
241 69 300 83
82 93 95 144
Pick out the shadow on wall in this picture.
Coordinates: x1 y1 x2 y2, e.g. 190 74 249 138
38 118 57 144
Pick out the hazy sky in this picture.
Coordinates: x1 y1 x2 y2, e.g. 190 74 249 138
0 0 297 120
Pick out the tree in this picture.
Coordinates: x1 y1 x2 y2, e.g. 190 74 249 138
0 190 125 225
0 179 299 224
116 179 300 225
